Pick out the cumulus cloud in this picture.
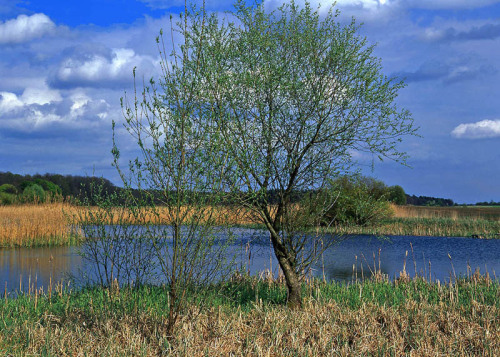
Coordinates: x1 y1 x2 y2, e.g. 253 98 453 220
0 13 55 44
49 47 158 89
451 119 500 139
0 85 110 133
265 0 499 13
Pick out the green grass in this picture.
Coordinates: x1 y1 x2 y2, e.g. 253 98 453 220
1 274 498 355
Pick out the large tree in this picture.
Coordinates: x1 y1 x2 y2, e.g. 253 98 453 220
199 1 417 307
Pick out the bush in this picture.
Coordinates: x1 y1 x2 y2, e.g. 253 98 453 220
22 184 46 203
0 184 18 195
323 176 393 226
0 192 16 205
388 185 406 205
33 178 62 196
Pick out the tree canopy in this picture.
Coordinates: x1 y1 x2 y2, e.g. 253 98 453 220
190 0 418 306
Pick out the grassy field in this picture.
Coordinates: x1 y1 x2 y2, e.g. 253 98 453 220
0 203 499 248
0 273 498 356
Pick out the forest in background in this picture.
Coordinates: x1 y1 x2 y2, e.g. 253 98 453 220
0 171 497 206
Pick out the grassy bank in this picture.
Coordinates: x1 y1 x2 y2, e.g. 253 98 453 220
1 203 499 248
0 274 498 356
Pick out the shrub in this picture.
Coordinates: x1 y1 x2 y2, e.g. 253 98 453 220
388 185 406 205
0 192 16 205
22 184 46 203
0 184 18 195
323 176 393 226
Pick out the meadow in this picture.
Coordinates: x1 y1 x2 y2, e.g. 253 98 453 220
1 203 499 247
0 272 498 356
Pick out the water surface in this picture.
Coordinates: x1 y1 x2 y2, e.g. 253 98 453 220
1 230 499 294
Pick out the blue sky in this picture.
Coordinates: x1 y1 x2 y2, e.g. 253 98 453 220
0 0 499 203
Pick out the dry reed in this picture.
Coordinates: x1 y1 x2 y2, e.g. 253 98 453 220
0 203 81 247
391 204 500 221
2 278 498 356
1 203 499 248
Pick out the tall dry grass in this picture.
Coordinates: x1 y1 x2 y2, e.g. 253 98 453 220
392 204 500 221
1 203 499 248
0 203 256 247
0 203 81 247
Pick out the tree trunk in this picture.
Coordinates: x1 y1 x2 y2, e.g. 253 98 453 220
277 255 302 309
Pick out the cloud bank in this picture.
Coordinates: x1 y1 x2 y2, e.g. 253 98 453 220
0 13 55 44
451 119 500 139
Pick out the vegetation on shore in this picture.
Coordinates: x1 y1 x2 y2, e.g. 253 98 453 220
1 203 499 248
0 272 498 356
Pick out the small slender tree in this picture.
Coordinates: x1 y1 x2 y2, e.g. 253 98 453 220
77 3 237 338
198 0 417 307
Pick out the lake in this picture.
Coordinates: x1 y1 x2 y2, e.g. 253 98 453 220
1 229 499 294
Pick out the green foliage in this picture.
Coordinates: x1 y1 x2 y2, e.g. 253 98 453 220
324 176 393 226
388 185 406 205
0 192 16 205
0 183 18 195
33 178 62 196
21 183 46 203
186 0 417 305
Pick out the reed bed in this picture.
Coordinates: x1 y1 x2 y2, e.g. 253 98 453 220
392 204 500 221
0 273 498 356
0 203 81 248
1 203 499 248
335 217 500 239
0 203 255 248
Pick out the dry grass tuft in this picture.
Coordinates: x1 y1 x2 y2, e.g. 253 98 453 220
4 292 498 356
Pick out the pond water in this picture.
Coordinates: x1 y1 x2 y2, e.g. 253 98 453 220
1 229 499 294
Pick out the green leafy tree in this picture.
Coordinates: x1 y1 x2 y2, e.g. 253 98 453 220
324 176 393 226
0 184 18 195
22 184 45 203
388 185 406 205
197 1 417 307
34 178 62 197
86 4 237 338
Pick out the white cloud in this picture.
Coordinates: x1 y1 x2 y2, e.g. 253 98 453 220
265 0 500 15
0 91 23 112
451 119 500 139
0 13 55 44
50 48 158 89
0 85 109 131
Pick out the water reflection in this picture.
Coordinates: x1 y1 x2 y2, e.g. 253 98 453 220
1 231 499 294
0 246 80 293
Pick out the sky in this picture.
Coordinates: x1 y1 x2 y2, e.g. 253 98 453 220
0 0 499 204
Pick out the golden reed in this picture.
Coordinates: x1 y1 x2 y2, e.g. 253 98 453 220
0 203 81 247
0 203 256 247
391 204 500 221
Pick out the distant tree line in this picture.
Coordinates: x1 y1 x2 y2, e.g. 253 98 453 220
474 200 500 206
0 172 119 204
405 194 455 207
1 171 489 208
